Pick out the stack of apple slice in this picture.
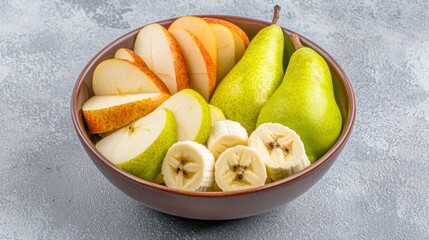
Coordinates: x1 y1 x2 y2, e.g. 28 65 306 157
81 17 250 183
83 49 171 134
134 16 249 101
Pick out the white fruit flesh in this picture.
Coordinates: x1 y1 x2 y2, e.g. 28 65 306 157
92 59 167 95
210 23 235 83
82 93 160 110
248 123 310 180
157 90 205 141
134 24 186 93
169 28 215 101
96 109 167 164
202 18 249 63
207 120 248 159
169 16 217 66
215 146 267 191
231 31 246 63
162 141 215 191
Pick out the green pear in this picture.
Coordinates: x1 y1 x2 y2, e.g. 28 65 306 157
96 108 177 182
257 34 342 163
210 6 284 134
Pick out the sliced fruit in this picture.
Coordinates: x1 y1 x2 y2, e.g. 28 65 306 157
203 18 249 62
92 58 170 96
207 120 248 159
96 108 177 182
248 123 311 181
209 23 236 84
215 146 267 191
156 89 211 143
134 23 189 94
208 104 225 126
169 16 218 67
162 141 215 191
114 48 148 69
82 93 170 134
169 28 216 101
153 173 165 185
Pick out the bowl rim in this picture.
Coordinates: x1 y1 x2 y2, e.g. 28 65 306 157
71 14 356 198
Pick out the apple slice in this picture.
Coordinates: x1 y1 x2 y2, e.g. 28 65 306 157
168 16 218 66
82 92 170 134
203 18 249 62
114 48 148 69
157 89 211 143
134 23 189 94
92 59 170 96
209 23 236 84
169 28 216 101
96 108 177 182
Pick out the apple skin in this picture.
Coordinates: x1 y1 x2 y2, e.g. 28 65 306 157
116 109 177 182
169 16 218 68
82 93 170 134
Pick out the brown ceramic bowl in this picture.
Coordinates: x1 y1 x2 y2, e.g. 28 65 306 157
71 15 356 220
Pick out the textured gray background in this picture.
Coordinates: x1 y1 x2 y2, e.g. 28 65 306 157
1 0 428 239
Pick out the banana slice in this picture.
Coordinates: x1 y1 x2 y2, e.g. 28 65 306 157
162 141 215 191
207 120 248 159
215 146 267 191
248 123 311 181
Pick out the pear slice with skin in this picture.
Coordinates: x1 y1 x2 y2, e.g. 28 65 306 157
208 23 236 84
169 16 218 67
209 104 225 126
114 48 149 69
156 88 211 144
134 23 189 94
96 108 177 182
203 18 249 63
92 58 170 96
169 28 216 101
82 92 170 134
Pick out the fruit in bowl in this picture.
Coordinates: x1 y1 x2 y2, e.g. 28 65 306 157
71 5 355 220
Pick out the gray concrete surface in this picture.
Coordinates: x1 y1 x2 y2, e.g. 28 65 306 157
1 0 428 239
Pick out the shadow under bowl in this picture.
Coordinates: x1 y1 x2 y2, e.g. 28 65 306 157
71 15 356 220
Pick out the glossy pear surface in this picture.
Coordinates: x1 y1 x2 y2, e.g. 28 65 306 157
210 24 284 134
257 47 342 163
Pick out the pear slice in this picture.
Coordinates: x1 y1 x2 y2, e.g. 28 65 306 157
134 23 189 94
169 28 216 101
208 104 225 126
92 59 170 96
203 18 249 62
82 93 170 134
114 48 149 69
96 108 177 182
157 89 211 143
208 23 236 84
169 16 218 67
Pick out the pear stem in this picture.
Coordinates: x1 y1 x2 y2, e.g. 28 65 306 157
271 5 281 24
290 33 303 49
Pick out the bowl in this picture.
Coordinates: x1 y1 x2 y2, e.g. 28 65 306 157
71 15 356 220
